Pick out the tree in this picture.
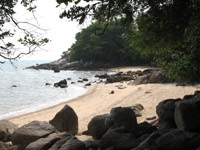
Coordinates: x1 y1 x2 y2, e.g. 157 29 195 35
0 0 49 62
57 0 200 82
62 20 151 65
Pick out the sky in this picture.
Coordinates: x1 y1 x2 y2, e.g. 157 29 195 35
13 0 89 60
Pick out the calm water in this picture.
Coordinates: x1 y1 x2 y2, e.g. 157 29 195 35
0 60 100 119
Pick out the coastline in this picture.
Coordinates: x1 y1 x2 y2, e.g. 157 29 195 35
8 77 199 133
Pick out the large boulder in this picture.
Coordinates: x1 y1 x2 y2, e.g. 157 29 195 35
156 99 181 129
156 129 200 150
49 105 78 135
99 129 140 150
25 132 71 150
87 114 110 140
11 121 55 147
175 93 200 132
0 120 18 142
108 107 138 133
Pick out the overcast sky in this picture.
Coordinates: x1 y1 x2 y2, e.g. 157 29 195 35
14 0 88 60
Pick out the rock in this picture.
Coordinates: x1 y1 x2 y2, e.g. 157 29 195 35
77 80 83 83
83 78 89 82
25 132 70 150
0 120 18 142
133 131 161 150
87 114 110 140
0 141 10 150
48 137 71 150
85 83 91 86
53 69 60 73
99 129 140 150
175 93 200 132
130 104 144 117
133 75 149 85
138 122 157 135
45 83 51 86
54 79 67 88
109 91 114 94
109 107 138 133
67 78 71 80
156 129 200 150
156 98 180 129
83 140 100 150
11 85 17 88
146 116 157 120
11 121 55 147
148 70 172 83
58 137 86 150
49 105 78 135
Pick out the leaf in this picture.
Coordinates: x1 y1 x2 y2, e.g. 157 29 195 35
79 13 86 24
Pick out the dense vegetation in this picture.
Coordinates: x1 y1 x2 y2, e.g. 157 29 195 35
62 21 152 66
58 0 200 82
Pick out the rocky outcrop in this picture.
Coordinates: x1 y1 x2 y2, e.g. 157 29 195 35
0 120 18 142
49 105 78 135
54 79 67 88
11 121 55 147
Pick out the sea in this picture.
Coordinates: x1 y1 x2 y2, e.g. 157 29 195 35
0 60 103 120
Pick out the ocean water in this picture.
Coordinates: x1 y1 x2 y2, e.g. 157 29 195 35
0 60 101 120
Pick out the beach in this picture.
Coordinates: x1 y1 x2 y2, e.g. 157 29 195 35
8 67 200 134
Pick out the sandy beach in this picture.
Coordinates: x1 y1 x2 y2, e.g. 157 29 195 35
9 67 200 134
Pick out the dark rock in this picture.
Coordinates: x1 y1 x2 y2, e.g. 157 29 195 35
146 116 156 120
59 137 86 150
83 140 100 150
45 83 51 86
11 85 17 88
87 114 110 140
156 129 200 150
138 122 157 135
67 78 71 80
0 120 18 142
109 91 114 94
25 132 70 150
71 82 75 84
99 129 140 149
54 79 67 88
175 94 200 132
109 107 138 133
48 137 71 150
11 121 54 147
85 83 91 86
133 131 161 150
95 74 109 79
49 104 78 135
53 69 60 73
156 98 180 129
83 78 89 82
77 80 83 83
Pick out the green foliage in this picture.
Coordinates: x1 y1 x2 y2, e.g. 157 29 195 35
0 0 48 60
63 21 152 66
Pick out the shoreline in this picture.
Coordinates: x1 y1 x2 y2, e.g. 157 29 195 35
8 81 199 133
